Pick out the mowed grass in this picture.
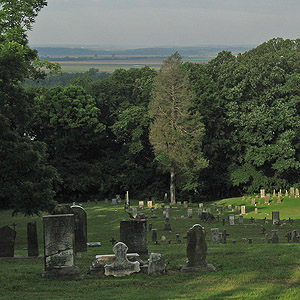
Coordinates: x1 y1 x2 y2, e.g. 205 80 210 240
1 195 300 299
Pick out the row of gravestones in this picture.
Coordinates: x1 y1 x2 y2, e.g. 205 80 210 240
0 204 87 259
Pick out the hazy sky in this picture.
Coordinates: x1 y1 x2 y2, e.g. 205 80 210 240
28 0 300 48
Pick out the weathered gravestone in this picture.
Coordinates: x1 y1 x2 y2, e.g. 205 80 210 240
120 219 148 255
229 215 235 226
27 221 39 257
71 205 87 252
255 208 258 215
164 218 172 231
184 201 188 209
147 201 153 209
187 209 193 218
42 214 80 277
148 253 166 275
235 206 240 214
104 242 140 277
251 199 256 205
271 230 279 243
290 187 295 197
181 224 216 272
211 228 221 244
272 211 280 225
260 189 265 198
0 226 16 257
239 215 244 225
151 229 157 242
51 204 73 215
139 201 144 209
291 230 300 243
111 198 117 205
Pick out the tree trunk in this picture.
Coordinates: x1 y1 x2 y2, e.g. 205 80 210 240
170 168 176 204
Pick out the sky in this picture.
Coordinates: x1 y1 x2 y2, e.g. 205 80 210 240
28 0 300 48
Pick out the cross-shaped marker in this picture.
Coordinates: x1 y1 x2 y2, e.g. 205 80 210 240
110 237 117 245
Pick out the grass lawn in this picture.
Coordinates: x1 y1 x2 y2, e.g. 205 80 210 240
1 195 300 299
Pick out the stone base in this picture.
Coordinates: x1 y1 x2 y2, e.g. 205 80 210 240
41 266 81 278
181 263 216 273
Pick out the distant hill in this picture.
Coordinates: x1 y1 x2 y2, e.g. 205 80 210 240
34 45 254 58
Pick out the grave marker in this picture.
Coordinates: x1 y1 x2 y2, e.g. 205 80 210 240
27 221 39 257
71 205 87 252
0 226 16 257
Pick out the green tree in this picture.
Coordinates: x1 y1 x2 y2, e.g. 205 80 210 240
149 52 208 203
0 0 60 215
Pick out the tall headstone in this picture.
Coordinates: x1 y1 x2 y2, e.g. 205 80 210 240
139 201 144 209
241 206 246 215
251 199 256 205
120 219 148 255
147 201 153 209
290 187 295 197
239 215 244 225
273 190 276 197
104 242 140 277
271 230 279 243
184 201 188 209
272 211 280 225
199 203 204 208
27 221 39 257
255 208 258 215
229 215 235 226
163 218 172 231
291 230 299 243
181 224 216 272
125 191 130 209
71 205 87 252
235 206 240 214
0 226 16 257
260 189 265 198
151 229 157 242
132 208 138 219
187 209 193 218
42 214 80 277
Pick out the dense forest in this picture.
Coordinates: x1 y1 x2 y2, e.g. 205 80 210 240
2 1 300 215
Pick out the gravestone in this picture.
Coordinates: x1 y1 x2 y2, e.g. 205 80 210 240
235 206 240 214
296 189 300 198
222 230 230 244
27 221 39 257
151 229 157 242
265 196 270 204
229 215 235 226
132 208 138 219
251 199 256 205
241 206 246 215
164 218 172 231
198 207 203 218
291 230 300 243
51 204 73 215
105 198 108 204
0 226 16 257
148 223 152 232
165 208 169 219
199 203 203 208
277 196 281 203
239 215 244 225
187 209 193 218
111 198 117 205
272 211 280 225
104 242 140 277
148 253 166 275
184 201 188 209
228 204 232 210
71 205 87 252
139 201 144 209
125 191 130 209
120 219 148 255
260 189 265 198
147 201 153 209
177 202 182 209
271 230 279 243
285 190 288 197
255 208 258 215
154 204 159 210
211 228 221 244
181 224 216 272
42 214 80 277
116 194 121 203
290 187 295 197
273 190 276 197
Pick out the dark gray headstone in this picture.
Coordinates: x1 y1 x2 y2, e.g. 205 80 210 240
181 224 216 272
120 219 148 255
272 211 280 225
27 221 39 257
71 205 87 252
0 226 16 257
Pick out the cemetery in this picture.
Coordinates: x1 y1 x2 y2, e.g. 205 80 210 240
1 191 300 299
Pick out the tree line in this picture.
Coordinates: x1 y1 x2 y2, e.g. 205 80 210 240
1 1 300 215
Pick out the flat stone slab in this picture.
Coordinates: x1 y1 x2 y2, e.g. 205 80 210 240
87 242 101 247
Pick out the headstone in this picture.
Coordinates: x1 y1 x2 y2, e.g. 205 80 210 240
104 242 140 277
265 196 270 204
164 193 168 202
181 224 216 272
120 219 148 255
177 202 182 209
239 215 244 225
211 228 221 244
251 199 256 205
147 201 153 209
111 198 117 205
235 206 240 214
279 189 282 197
27 221 39 257
272 211 280 225
222 230 230 244
290 187 295 197
187 209 193 218
148 223 152 231
161 235 166 242
291 230 300 243
148 253 166 275
184 201 188 209
164 218 172 231
285 190 288 197
286 232 292 243
165 208 169 219
154 204 159 210
51 204 73 215
277 196 281 203
42 214 80 277
198 207 203 218
0 226 16 257
132 208 138 219
71 205 87 252
228 204 232 210
229 215 235 226
105 198 108 204
255 208 258 215
199 203 203 208
260 189 265 198
271 230 279 243
240 206 245 215
273 190 276 197
124 191 130 209
296 189 300 198
151 229 157 242
206 208 211 214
